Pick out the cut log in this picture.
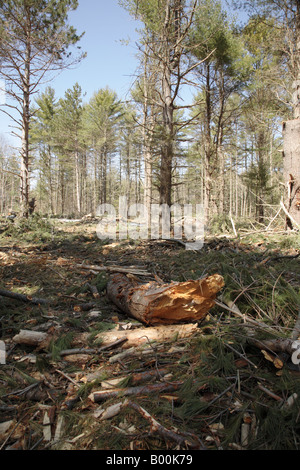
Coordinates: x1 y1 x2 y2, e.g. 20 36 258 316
12 330 50 347
107 273 224 325
94 323 199 349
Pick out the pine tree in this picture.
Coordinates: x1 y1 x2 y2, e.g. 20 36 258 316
31 87 57 214
119 0 202 208
232 0 300 228
82 88 123 208
54 82 84 215
0 0 84 216
188 0 252 222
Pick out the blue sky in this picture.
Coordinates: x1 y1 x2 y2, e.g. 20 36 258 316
0 0 141 146
0 0 244 149
51 0 141 101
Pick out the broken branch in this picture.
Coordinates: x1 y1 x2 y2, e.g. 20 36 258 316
0 288 49 306
126 400 206 449
78 263 151 277
88 381 184 403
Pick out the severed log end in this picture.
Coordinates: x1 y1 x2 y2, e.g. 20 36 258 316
12 329 51 349
107 273 224 325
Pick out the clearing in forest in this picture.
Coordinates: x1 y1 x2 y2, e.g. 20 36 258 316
0 217 300 450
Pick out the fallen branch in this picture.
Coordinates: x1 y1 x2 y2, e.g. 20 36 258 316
88 381 184 403
13 329 128 354
107 273 224 325
73 302 96 312
216 299 300 365
265 207 282 231
94 398 205 449
53 337 129 358
257 383 283 402
0 288 49 306
126 400 206 449
12 324 198 360
78 263 151 277
86 283 100 299
100 368 170 389
215 299 278 333
249 337 296 357
270 252 300 263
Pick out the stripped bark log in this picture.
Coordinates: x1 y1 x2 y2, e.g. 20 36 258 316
93 323 199 349
107 273 224 325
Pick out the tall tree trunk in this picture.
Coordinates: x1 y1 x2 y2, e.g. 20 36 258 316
256 130 265 224
204 63 213 224
159 0 177 208
142 47 154 230
102 148 107 204
20 37 31 218
60 167 65 215
47 146 54 215
282 3 300 229
216 70 225 215
159 13 174 207
75 150 81 215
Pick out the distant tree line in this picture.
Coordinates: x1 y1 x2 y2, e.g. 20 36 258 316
0 0 298 228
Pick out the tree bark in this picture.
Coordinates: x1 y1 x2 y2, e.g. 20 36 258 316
107 273 224 325
282 3 300 228
282 119 300 229
159 0 174 208
20 28 31 218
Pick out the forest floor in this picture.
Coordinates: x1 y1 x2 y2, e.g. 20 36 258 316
1 215 300 451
